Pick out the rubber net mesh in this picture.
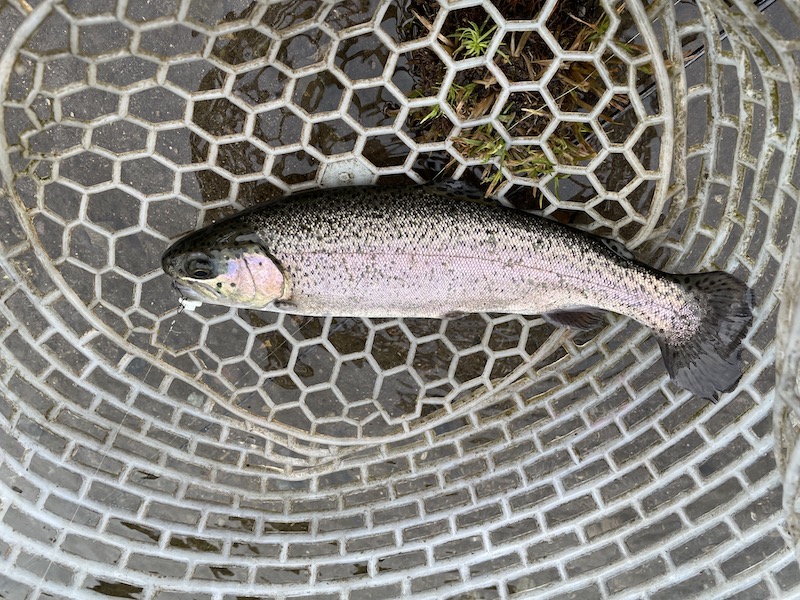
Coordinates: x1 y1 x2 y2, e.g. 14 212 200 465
0 0 798 598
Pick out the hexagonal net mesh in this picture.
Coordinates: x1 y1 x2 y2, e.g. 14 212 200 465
0 0 797 598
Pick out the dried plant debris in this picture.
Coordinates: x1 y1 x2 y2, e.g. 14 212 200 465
398 1 653 196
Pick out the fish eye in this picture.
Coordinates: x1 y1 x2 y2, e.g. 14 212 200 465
186 257 215 279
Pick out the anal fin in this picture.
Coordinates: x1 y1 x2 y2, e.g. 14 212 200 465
543 309 605 331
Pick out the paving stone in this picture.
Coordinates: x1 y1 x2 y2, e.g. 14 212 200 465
154 592 213 600
5 331 49 375
659 397 709 434
128 469 179 495
318 467 362 488
113 436 162 462
508 406 550 435
206 513 256 533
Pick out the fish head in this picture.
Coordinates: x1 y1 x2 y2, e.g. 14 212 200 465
162 226 285 310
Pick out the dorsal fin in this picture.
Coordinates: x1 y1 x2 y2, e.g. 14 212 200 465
424 179 487 201
598 237 635 260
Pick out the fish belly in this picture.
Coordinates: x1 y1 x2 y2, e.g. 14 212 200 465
274 245 624 319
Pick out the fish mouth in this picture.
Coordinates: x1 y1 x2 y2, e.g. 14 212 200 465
172 281 206 302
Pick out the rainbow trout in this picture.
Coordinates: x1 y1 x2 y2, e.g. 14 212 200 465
162 184 753 399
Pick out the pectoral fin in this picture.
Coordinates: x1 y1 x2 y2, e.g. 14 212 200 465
542 309 606 331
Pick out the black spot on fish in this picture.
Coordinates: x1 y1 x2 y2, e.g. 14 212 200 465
216 282 223 288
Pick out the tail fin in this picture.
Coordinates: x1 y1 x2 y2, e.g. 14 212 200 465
658 272 754 400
